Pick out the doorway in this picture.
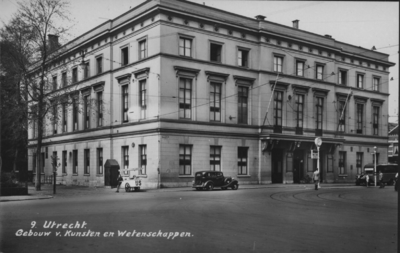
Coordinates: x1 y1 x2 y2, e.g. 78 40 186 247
293 149 304 183
271 149 283 183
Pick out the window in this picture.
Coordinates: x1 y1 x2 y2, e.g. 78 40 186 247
373 106 379 135
122 146 129 175
72 98 78 131
53 104 58 134
295 94 304 133
83 61 90 79
139 79 147 119
179 37 192 57
339 151 346 175
210 82 221 122
139 145 147 175
356 104 364 134
179 145 192 175
84 95 90 129
62 103 67 133
62 72 67 87
72 67 78 83
337 101 346 132
296 61 304 76
238 147 248 175
62 151 67 174
274 91 283 127
238 86 248 124
238 48 249 67
316 65 324 80
373 77 379 91
210 146 221 171
97 92 103 127
121 47 129 66
179 78 192 119
96 56 103 74
316 97 323 132
122 85 129 122
73 150 78 174
139 39 147 60
273 56 283 72
210 43 222 63
357 74 364 88
52 75 57 90
97 148 103 174
356 152 363 174
338 69 347 85
84 149 90 174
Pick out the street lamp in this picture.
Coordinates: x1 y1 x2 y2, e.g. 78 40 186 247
374 146 377 187
315 137 322 188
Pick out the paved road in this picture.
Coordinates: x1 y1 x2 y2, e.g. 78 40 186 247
0 185 397 253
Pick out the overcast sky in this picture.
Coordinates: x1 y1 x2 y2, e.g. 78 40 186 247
1 0 398 122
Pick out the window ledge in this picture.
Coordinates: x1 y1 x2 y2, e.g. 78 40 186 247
72 174 78 176
84 174 90 176
96 174 103 177
62 173 67 176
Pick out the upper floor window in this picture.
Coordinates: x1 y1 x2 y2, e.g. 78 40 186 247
52 75 57 90
62 103 67 133
139 39 147 60
296 60 304 76
97 92 103 127
316 65 324 80
295 94 304 130
122 85 129 122
337 101 346 132
210 146 221 171
356 104 364 134
72 67 78 83
274 91 283 127
210 43 222 63
238 86 248 124
373 77 380 91
96 56 103 74
373 106 379 135
121 47 129 66
210 82 221 122
52 104 58 135
356 74 364 88
72 98 78 131
338 69 347 85
139 79 147 119
84 95 90 129
273 56 283 72
179 37 192 57
83 61 90 79
62 72 67 87
179 78 192 119
238 48 249 67
316 97 323 131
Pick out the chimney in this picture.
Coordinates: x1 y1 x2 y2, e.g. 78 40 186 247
48 34 59 52
292 20 299 29
255 15 266 21
324 34 332 38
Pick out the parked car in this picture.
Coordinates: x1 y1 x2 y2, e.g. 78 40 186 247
192 171 239 191
355 163 398 186
355 164 375 186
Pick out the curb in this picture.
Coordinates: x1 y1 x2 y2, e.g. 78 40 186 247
0 195 53 202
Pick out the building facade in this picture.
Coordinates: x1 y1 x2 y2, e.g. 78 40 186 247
28 0 395 188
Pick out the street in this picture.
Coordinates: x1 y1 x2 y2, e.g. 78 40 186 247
0 185 397 253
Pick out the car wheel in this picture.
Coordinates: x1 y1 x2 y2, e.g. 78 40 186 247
207 183 214 191
125 183 130 192
231 184 238 190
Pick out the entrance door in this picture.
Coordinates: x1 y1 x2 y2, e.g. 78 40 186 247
271 149 283 183
293 149 304 183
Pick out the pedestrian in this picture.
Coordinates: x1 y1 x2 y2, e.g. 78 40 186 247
365 174 369 187
312 169 320 190
394 173 398 192
116 171 123 193
379 171 384 188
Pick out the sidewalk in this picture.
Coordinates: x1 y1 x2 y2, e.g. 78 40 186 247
0 183 355 202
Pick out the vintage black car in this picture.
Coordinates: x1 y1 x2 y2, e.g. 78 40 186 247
192 171 239 191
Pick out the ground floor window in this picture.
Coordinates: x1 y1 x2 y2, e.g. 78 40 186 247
339 151 346 174
179 145 192 175
122 146 129 175
238 147 248 175
62 151 67 174
210 146 221 171
356 152 363 174
73 150 78 174
97 148 103 174
139 145 147 175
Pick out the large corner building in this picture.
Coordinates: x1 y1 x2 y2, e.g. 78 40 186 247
28 0 396 188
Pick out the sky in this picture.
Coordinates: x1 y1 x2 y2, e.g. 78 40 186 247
1 0 398 123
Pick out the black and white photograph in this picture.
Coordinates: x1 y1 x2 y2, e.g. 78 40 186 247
0 0 399 252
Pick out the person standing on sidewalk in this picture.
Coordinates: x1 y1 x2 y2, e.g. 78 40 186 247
312 169 320 190
365 174 369 187
379 171 384 188
116 172 123 192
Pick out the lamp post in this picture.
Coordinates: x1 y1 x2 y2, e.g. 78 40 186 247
374 146 377 187
315 137 322 188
